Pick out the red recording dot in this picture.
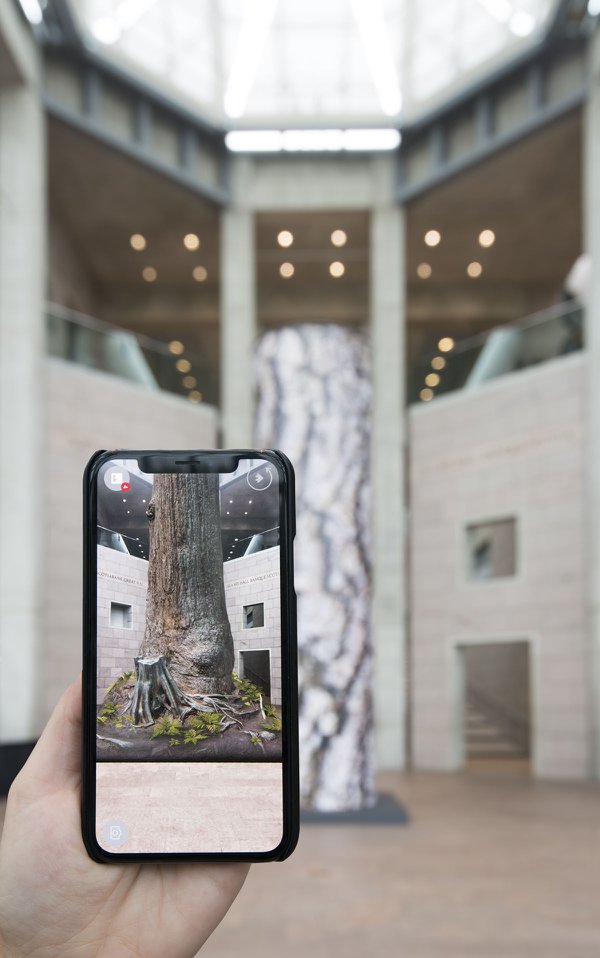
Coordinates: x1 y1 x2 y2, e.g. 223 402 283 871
121 482 131 492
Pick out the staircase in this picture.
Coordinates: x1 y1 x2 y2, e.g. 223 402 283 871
464 696 529 761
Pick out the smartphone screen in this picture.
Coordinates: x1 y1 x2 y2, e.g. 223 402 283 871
91 454 290 856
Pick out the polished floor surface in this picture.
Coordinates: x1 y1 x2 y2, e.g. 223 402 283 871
2 768 600 956
203 768 600 958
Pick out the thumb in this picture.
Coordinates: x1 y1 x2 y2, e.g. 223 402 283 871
14 673 82 796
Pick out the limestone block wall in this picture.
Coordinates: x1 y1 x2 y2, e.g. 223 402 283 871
223 546 282 706
97 546 148 703
409 353 590 779
42 357 216 728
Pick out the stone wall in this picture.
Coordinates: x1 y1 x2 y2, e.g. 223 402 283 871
42 357 216 726
223 546 282 706
97 546 148 703
409 353 590 779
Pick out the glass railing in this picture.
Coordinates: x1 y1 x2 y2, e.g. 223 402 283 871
46 303 203 401
411 300 584 404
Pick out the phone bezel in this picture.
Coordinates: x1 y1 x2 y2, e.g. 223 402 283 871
82 448 299 863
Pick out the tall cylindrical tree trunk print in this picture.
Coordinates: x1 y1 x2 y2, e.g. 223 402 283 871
255 324 374 811
139 473 235 696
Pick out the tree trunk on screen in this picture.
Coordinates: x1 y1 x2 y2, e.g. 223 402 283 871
134 473 234 707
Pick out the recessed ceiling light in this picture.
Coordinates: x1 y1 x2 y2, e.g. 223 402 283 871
182 375 197 389
183 233 200 251
425 372 440 388
188 389 203 403
277 230 294 248
176 358 192 373
193 265 208 282
478 229 495 248
280 262 295 278
420 388 434 402
467 261 483 278
417 262 432 279
424 230 441 247
438 337 455 352
142 266 157 282
130 233 146 251
168 340 185 355
331 229 347 247
431 356 446 371
329 261 345 278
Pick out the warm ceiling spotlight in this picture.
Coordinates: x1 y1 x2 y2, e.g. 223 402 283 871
425 372 440 388
417 262 432 279
331 229 347 247
438 336 455 352
329 261 345 278
467 261 483 278
168 340 185 355
142 266 157 282
182 374 197 389
183 233 201 251
192 265 208 282
279 262 295 278
277 230 294 248
424 229 441 247
176 358 192 373
478 229 495 248
130 233 146 251
188 389 203 403
431 356 446 370
420 388 434 402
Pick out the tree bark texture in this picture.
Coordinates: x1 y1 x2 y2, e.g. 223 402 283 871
139 473 235 695
254 324 374 811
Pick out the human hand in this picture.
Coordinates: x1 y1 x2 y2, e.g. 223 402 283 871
0 675 249 958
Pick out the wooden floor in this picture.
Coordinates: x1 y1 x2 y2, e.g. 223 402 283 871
205 769 600 958
2 768 600 956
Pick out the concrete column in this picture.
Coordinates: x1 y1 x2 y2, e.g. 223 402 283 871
220 166 256 447
370 161 407 769
584 24 600 777
0 8 45 740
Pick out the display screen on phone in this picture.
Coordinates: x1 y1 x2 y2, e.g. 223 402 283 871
93 456 284 855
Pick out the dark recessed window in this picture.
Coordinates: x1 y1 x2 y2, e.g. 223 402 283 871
110 601 132 628
466 519 516 580
243 602 264 629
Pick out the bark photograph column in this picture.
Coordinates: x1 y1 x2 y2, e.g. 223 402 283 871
255 324 374 811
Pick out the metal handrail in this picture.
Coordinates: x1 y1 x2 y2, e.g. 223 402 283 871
437 299 583 358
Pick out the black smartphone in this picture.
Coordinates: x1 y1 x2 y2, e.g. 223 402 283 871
82 449 298 862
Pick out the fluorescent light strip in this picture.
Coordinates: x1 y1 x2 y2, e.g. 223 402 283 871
350 0 402 116
225 128 401 153
91 0 159 45
224 0 279 119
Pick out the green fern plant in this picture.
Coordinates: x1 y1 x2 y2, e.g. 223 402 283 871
183 728 207 745
151 715 182 739
261 716 282 733
188 712 222 734
232 672 263 705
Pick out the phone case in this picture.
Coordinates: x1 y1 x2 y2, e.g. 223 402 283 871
82 449 299 863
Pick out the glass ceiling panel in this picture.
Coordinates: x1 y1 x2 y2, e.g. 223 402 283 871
70 0 558 128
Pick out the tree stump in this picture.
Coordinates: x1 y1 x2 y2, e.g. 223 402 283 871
126 655 191 725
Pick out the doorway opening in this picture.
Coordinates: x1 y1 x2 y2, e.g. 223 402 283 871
239 649 271 699
459 640 531 775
